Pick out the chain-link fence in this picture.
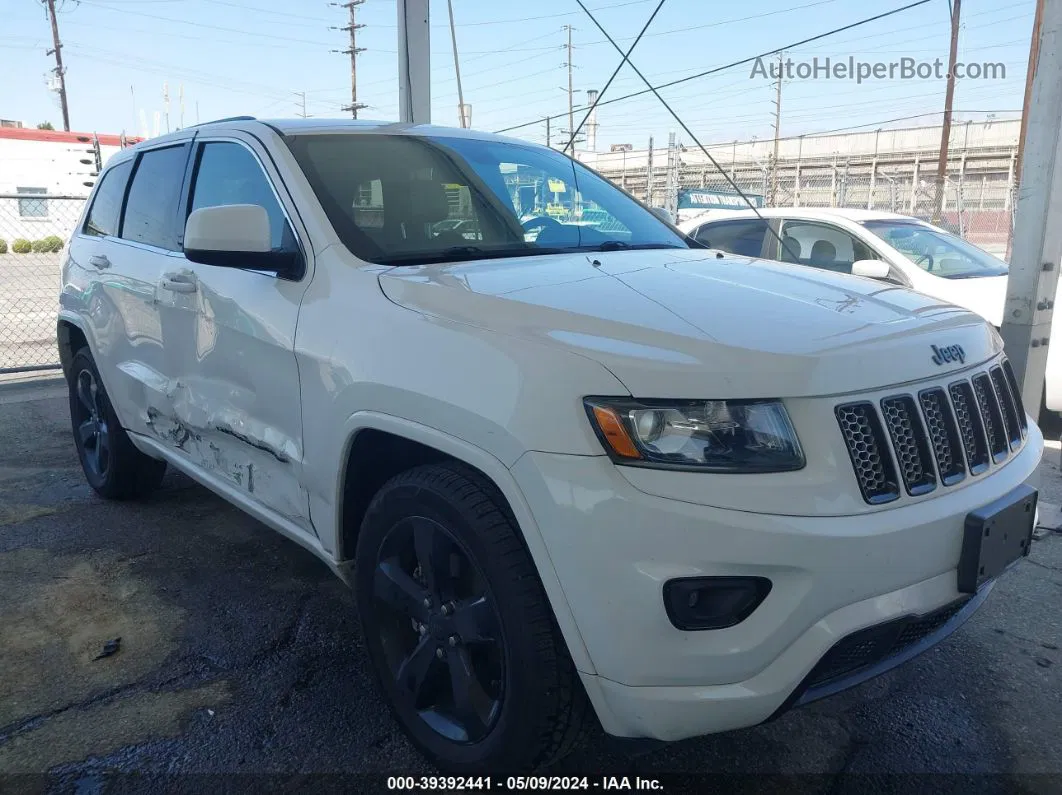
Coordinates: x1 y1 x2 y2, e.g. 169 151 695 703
597 148 1018 262
0 194 85 373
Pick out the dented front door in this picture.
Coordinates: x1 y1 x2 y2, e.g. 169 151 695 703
152 134 313 531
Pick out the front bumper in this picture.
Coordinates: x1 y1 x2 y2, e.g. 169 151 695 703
509 423 1042 741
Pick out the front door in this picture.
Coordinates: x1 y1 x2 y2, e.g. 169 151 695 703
155 134 314 531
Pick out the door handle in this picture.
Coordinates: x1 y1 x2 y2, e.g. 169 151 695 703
160 272 198 293
89 254 111 269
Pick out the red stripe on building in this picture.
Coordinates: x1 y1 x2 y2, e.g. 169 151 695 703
0 127 141 147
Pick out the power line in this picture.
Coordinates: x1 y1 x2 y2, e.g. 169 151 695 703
495 0 935 135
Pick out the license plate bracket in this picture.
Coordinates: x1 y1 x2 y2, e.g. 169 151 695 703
958 483 1037 594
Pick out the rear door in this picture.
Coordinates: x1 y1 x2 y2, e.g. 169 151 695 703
82 142 191 437
691 218 772 258
155 133 313 530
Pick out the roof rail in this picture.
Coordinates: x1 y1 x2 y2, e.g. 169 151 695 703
187 115 257 129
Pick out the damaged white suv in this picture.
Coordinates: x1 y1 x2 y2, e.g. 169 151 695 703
58 118 1042 773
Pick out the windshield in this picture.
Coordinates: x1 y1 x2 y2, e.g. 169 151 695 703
861 220 1008 279
284 132 688 265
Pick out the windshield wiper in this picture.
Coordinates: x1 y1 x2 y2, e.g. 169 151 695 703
593 241 685 252
378 244 563 266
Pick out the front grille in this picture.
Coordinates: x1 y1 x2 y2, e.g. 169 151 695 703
918 388 966 485
972 372 1008 462
990 366 1022 448
835 403 900 504
804 597 970 689
837 357 1025 504
880 396 936 495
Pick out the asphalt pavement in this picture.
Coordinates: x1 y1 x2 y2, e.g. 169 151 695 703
0 378 1060 794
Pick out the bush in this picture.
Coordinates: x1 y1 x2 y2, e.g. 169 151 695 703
42 235 64 252
0 239 7 254
12 238 31 254
31 239 48 253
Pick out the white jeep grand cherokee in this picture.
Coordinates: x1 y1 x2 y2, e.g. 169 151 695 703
58 118 1042 773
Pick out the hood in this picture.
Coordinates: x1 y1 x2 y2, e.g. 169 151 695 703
378 249 1002 398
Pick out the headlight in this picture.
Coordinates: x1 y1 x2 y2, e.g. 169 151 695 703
584 397 804 472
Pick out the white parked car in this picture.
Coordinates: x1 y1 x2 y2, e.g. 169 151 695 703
679 207 1062 423
58 118 1042 773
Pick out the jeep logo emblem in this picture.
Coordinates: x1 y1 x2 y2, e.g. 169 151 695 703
931 344 966 366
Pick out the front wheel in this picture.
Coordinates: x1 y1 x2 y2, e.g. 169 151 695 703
355 463 588 773
68 347 167 499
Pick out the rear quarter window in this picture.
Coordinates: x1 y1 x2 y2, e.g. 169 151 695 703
83 160 133 238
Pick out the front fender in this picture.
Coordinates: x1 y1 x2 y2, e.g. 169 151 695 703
327 410 597 675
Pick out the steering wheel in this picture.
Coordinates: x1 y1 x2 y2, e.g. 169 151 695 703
914 252 934 270
521 215 564 240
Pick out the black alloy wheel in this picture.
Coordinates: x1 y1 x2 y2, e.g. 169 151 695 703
372 515 506 744
72 367 112 480
355 463 589 772
67 347 167 499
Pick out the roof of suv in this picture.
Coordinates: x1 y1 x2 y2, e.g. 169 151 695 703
123 116 524 152
680 206 919 230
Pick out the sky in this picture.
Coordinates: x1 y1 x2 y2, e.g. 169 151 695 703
2 0 1037 149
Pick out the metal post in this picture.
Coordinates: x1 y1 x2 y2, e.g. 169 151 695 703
868 128 880 210
1000 0 1062 411
646 136 654 205
910 156 920 212
932 0 962 222
398 0 431 124
794 135 804 207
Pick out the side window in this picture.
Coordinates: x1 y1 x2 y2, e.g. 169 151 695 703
83 160 133 238
121 144 189 250
17 187 48 218
776 221 878 274
694 219 768 258
189 141 296 252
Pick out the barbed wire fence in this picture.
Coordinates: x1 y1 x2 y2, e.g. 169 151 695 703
0 194 85 374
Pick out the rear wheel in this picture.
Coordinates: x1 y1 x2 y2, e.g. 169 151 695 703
68 347 167 499
355 463 588 773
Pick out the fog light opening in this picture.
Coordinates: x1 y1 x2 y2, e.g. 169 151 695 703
663 576 772 631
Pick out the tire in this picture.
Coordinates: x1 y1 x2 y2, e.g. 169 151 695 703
355 462 589 773
68 346 167 500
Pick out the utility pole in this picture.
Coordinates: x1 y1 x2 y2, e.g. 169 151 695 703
999 0 1061 411
163 82 170 133
563 25 575 145
545 116 551 148
43 0 70 131
932 0 962 224
770 51 783 206
332 1 367 118
1015 0 1045 193
446 0 468 127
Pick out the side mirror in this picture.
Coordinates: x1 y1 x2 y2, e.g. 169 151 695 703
650 206 674 225
851 259 892 280
184 204 299 275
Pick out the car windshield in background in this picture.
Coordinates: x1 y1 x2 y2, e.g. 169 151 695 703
861 220 1008 279
284 133 688 265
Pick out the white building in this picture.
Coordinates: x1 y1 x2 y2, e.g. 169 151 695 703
0 126 139 247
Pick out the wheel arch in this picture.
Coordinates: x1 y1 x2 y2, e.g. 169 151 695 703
57 313 90 380
333 411 596 674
